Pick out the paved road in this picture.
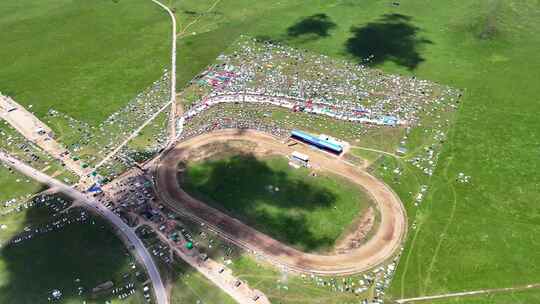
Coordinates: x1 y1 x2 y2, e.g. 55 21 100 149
0 151 168 304
155 129 407 276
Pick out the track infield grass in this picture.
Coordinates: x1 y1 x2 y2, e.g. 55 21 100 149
181 154 376 253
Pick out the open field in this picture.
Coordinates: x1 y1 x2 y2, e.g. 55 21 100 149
423 288 540 304
167 0 540 300
182 152 375 253
0 0 170 125
170 258 236 304
95 107 170 181
0 166 43 202
1 0 175 180
230 254 367 304
43 73 172 175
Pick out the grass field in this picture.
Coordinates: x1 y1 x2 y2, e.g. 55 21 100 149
0 0 170 125
0 166 43 202
182 153 374 253
166 0 540 301
170 259 236 304
425 288 540 304
230 255 368 304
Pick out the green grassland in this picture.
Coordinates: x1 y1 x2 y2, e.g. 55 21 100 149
95 109 170 180
170 259 236 304
0 0 170 125
426 288 540 304
126 112 168 152
169 0 540 301
2 0 540 302
182 153 375 253
348 148 385 165
0 166 43 202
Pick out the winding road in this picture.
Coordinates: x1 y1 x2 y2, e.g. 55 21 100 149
154 129 407 275
0 151 168 304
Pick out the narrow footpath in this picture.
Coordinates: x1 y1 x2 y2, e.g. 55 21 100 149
396 283 540 303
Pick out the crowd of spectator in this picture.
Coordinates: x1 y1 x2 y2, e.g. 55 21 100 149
186 36 460 128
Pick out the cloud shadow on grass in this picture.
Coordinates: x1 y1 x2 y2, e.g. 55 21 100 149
287 14 337 40
0 194 132 303
181 153 338 252
345 13 432 70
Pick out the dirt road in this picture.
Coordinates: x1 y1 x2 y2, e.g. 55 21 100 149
0 95 91 184
154 129 407 275
395 283 540 303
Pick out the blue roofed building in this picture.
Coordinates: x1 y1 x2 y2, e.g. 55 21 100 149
290 130 343 154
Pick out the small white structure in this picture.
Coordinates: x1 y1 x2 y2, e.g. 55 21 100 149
290 151 309 168
50 289 62 301
291 151 309 162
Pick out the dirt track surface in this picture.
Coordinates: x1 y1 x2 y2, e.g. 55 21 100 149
155 129 407 275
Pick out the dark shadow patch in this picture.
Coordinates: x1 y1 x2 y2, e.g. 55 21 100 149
345 13 432 70
180 154 339 252
183 10 199 15
0 194 134 303
287 14 337 39
254 35 283 45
